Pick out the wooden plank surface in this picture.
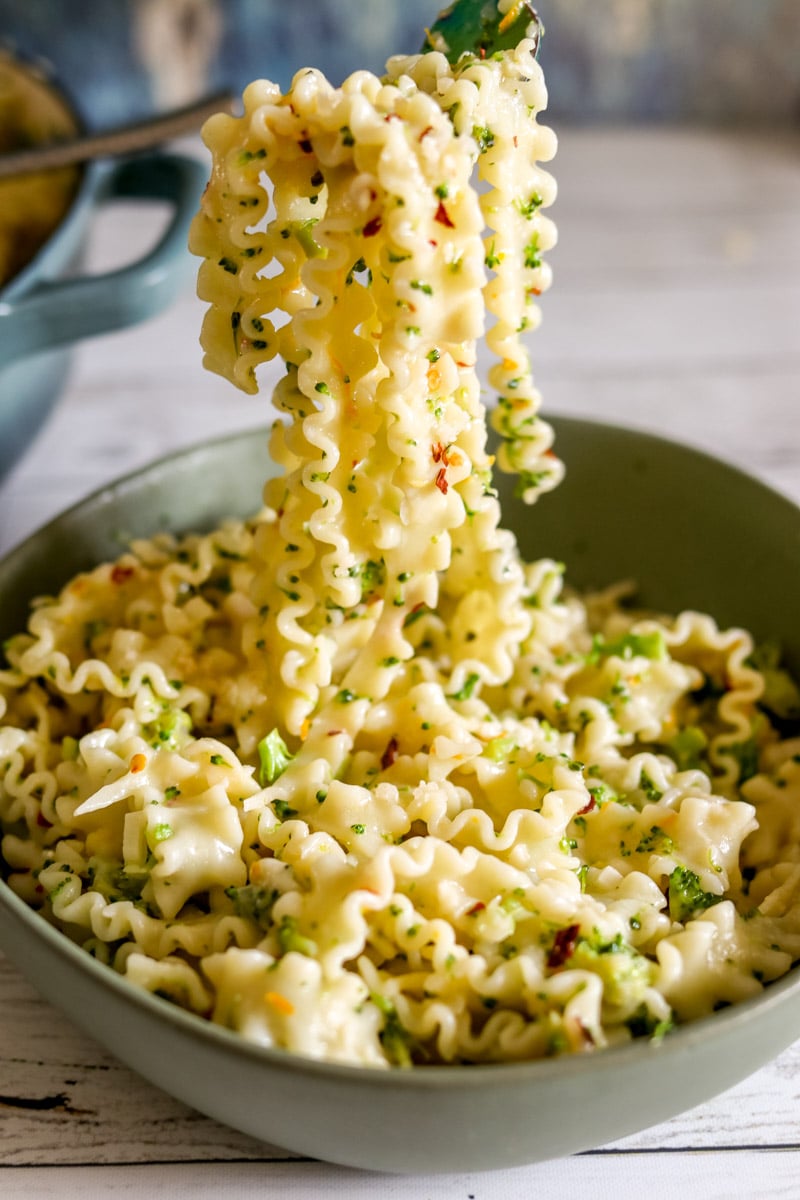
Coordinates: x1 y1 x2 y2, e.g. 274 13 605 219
1 128 799 1196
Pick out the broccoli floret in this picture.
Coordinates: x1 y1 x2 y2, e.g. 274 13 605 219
89 858 150 904
667 726 708 771
225 883 279 930
258 729 294 785
668 866 723 923
569 930 652 1007
145 707 192 751
748 641 800 721
589 630 667 665
277 914 318 957
626 1003 675 1041
371 992 414 1067
720 736 760 784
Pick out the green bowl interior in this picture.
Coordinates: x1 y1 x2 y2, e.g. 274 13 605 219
4 416 797 661
500 418 800 670
2 415 800 1169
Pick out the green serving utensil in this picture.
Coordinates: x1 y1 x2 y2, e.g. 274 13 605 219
422 0 543 63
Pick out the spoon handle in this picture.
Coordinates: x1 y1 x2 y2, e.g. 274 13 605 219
0 88 236 180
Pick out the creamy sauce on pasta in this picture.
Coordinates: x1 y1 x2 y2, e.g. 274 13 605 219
2 34 800 1067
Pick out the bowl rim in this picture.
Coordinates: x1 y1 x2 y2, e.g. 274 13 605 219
3 853 800 1091
7 410 800 550
2 413 800 1089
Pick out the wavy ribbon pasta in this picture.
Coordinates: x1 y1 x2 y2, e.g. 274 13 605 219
2 35 800 1067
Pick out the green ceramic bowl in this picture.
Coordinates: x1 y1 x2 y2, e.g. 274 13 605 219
1 417 799 1173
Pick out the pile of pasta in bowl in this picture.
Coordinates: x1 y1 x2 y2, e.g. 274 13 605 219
2 31 800 1072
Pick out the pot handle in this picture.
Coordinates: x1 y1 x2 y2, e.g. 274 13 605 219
0 152 206 368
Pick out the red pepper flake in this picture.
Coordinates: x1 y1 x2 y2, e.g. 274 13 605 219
466 900 485 916
435 467 449 494
576 796 596 816
432 442 445 463
111 565 134 585
418 124 433 141
385 113 400 122
36 810 52 828
547 923 581 969
299 138 313 153
363 215 382 238
327 729 343 737
513 135 518 148
434 200 454 228
381 737 399 770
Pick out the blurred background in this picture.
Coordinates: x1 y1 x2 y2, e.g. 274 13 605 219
1 0 799 127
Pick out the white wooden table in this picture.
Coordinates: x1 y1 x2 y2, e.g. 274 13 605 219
1 128 799 1199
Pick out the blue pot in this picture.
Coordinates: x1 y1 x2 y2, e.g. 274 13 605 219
0 148 207 479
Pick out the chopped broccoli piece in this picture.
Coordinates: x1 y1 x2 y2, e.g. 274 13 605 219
626 1004 675 1041
286 218 324 258
720 736 760 784
90 858 150 904
639 769 663 802
225 883 279 930
668 866 723 923
258 729 293 786
667 726 708 771
149 823 173 844
635 825 674 855
277 914 318 957
371 992 414 1067
484 735 518 762
359 558 385 595
448 672 481 701
748 641 800 721
61 735 80 761
145 708 192 751
589 630 667 664
570 930 652 1007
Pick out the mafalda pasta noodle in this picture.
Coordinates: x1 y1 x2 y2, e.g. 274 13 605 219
3 30 800 1067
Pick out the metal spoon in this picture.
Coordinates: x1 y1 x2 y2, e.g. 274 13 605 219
0 88 236 180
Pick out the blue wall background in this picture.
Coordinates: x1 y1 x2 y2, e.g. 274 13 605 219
1 0 799 127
